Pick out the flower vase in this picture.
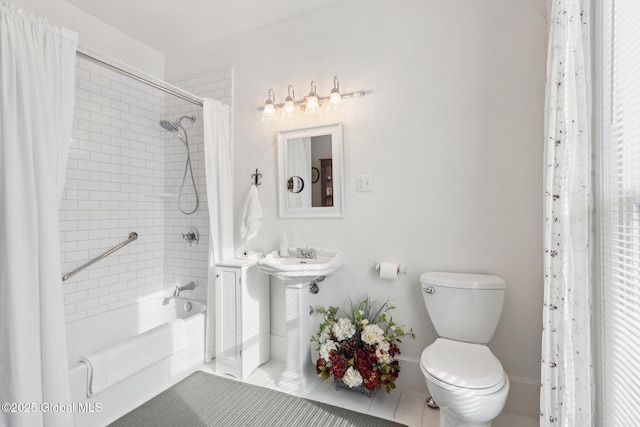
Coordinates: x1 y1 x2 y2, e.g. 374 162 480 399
334 379 375 398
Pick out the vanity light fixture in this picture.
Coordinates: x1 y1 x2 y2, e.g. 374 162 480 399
258 76 369 116
305 81 321 116
282 85 297 119
261 89 276 121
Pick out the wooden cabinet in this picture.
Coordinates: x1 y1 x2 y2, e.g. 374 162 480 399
215 259 269 379
320 158 333 207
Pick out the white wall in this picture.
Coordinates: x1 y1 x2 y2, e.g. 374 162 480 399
13 0 164 77
167 0 546 416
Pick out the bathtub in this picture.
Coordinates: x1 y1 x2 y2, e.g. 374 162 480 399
66 297 205 427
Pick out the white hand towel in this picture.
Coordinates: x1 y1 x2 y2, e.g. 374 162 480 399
240 184 263 243
79 318 187 396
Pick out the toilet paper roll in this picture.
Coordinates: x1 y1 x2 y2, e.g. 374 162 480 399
379 262 399 280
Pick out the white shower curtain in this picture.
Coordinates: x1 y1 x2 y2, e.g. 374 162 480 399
540 0 592 425
203 98 234 362
0 3 78 427
286 137 312 208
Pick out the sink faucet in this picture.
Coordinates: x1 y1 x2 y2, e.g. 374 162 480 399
296 247 316 259
174 281 196 297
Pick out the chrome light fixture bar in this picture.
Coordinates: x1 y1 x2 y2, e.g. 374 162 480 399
260 76 369 120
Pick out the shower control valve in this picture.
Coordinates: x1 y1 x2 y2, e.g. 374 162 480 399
182 227 199 247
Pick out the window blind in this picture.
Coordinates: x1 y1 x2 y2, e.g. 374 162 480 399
601 0 640 425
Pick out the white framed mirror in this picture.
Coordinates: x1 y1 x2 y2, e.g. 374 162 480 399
277 123 344 218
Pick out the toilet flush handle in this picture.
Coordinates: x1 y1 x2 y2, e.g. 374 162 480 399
423 286 435 294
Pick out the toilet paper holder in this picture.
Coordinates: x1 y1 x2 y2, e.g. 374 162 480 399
374 262 406 275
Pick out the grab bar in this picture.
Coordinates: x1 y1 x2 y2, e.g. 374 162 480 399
62 232 139 282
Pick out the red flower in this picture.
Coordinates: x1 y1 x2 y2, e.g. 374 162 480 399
390 360 400 378
389 343 401 357
363 373 379 391
330 356 347 380
316 358 326 373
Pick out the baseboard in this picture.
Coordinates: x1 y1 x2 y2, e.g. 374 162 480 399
271 335 286 363
271 334 317 366
503 375 540 418
392 357 540 419
270 335 540 419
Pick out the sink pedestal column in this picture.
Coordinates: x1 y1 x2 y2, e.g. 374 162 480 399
254 250 345 395
276 280 318 395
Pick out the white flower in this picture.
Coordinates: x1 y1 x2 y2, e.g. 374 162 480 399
342 367 363 388
320 340 338 362
377 340 390 353
361 324 385 345
361 319 369 325
332 318 356 341
319 325 333 344
377 350 392 365
376 341 392 364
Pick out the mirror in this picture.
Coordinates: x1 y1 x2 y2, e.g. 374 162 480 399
287 176 305 193
278 123 344 218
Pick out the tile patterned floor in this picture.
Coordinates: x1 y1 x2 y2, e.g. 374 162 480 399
202 362 539 427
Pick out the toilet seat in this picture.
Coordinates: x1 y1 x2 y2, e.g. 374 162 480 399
420 338 505 394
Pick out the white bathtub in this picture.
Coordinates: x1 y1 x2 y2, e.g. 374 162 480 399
66 297 205 427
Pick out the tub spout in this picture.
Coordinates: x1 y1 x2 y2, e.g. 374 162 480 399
174 281 196 297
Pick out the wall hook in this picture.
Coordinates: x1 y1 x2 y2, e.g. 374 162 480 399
251 168 262 186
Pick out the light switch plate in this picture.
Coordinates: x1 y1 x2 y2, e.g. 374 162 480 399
356 175 373 192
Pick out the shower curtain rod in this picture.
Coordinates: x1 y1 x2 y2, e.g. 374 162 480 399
76 51 204 108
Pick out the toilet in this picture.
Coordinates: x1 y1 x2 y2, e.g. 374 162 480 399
419 272 509 427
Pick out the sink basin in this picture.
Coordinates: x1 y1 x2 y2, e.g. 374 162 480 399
256 249 345 285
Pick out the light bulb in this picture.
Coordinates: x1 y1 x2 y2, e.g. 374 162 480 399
305 81 321 116
327 77 343 113
282 85 297 119
328 90 342 112
305 95 320 116
262 101 275 121
282 98 296 118
262 89 277 121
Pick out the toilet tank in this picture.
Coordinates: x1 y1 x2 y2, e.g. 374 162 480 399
420 272 506 344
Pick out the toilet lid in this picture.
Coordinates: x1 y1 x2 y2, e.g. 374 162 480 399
421 338 504 389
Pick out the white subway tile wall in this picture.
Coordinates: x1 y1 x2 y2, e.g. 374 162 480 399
163 69 233 303
60 55 232 323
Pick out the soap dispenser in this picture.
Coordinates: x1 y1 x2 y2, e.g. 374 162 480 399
279 233 290 257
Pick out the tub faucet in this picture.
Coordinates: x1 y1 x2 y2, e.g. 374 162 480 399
174 281 196 297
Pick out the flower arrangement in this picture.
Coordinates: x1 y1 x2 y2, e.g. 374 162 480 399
312 296 414 394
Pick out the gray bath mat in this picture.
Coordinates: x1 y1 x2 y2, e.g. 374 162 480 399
108 371 407 427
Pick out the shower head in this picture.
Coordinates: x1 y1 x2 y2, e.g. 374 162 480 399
159 115 196 133
160 120 180 133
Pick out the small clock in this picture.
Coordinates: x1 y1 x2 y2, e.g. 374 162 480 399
311 167 320 183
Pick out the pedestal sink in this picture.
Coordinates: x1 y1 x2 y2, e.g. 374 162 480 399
256 249 345 394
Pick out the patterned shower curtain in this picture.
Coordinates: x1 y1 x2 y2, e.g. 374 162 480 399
540 0 593 425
